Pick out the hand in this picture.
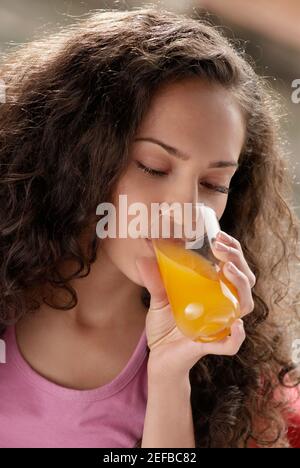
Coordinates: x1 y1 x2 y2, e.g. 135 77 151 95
135 230 256 380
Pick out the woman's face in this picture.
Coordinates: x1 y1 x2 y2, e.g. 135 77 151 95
101 77 246 286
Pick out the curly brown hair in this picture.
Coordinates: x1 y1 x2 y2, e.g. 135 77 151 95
0 7 299 448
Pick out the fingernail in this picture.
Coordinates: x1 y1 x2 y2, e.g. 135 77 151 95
214 241 229 252
226 261 237 273
217 231 232 242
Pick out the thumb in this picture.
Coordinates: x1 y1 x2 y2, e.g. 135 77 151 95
135 256 169 310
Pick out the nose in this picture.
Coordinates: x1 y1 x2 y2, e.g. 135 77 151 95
159 178 201 235
164 175 199 207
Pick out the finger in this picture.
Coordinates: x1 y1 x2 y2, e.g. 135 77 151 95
212 239 256 288
222 262 255 317
215 231 256 287
187 318 246 359
216 230 243 253
135 256 169 310
209 318 246 356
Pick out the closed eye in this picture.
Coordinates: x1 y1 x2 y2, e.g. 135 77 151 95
136 161 167 177
136 161 230 194
200 182 230 194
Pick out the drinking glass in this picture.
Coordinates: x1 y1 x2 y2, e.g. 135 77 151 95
150 203 241 343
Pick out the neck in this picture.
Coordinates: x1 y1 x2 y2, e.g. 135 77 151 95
32 244 146 331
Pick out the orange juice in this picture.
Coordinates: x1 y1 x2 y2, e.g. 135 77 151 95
153 238 240 342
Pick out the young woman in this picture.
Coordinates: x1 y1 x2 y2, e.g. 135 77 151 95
0 8 299 448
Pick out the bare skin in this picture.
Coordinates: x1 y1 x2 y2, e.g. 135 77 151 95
15 76 246 391
16 247 147 389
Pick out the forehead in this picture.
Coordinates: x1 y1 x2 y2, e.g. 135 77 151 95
135 77 246 163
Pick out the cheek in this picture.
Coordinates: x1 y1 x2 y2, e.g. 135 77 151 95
112 170 161 238
215 199 228 221
202 198 228 222
101 236 154 286
115 165 163 206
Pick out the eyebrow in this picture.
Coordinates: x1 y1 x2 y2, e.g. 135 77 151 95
134 137 239 169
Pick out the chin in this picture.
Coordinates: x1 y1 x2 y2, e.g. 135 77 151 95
102 237 156 286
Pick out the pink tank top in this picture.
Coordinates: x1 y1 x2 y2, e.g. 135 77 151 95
0 323 149 448
1 323 299 448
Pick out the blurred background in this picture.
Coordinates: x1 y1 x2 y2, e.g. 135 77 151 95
0 0 299 215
